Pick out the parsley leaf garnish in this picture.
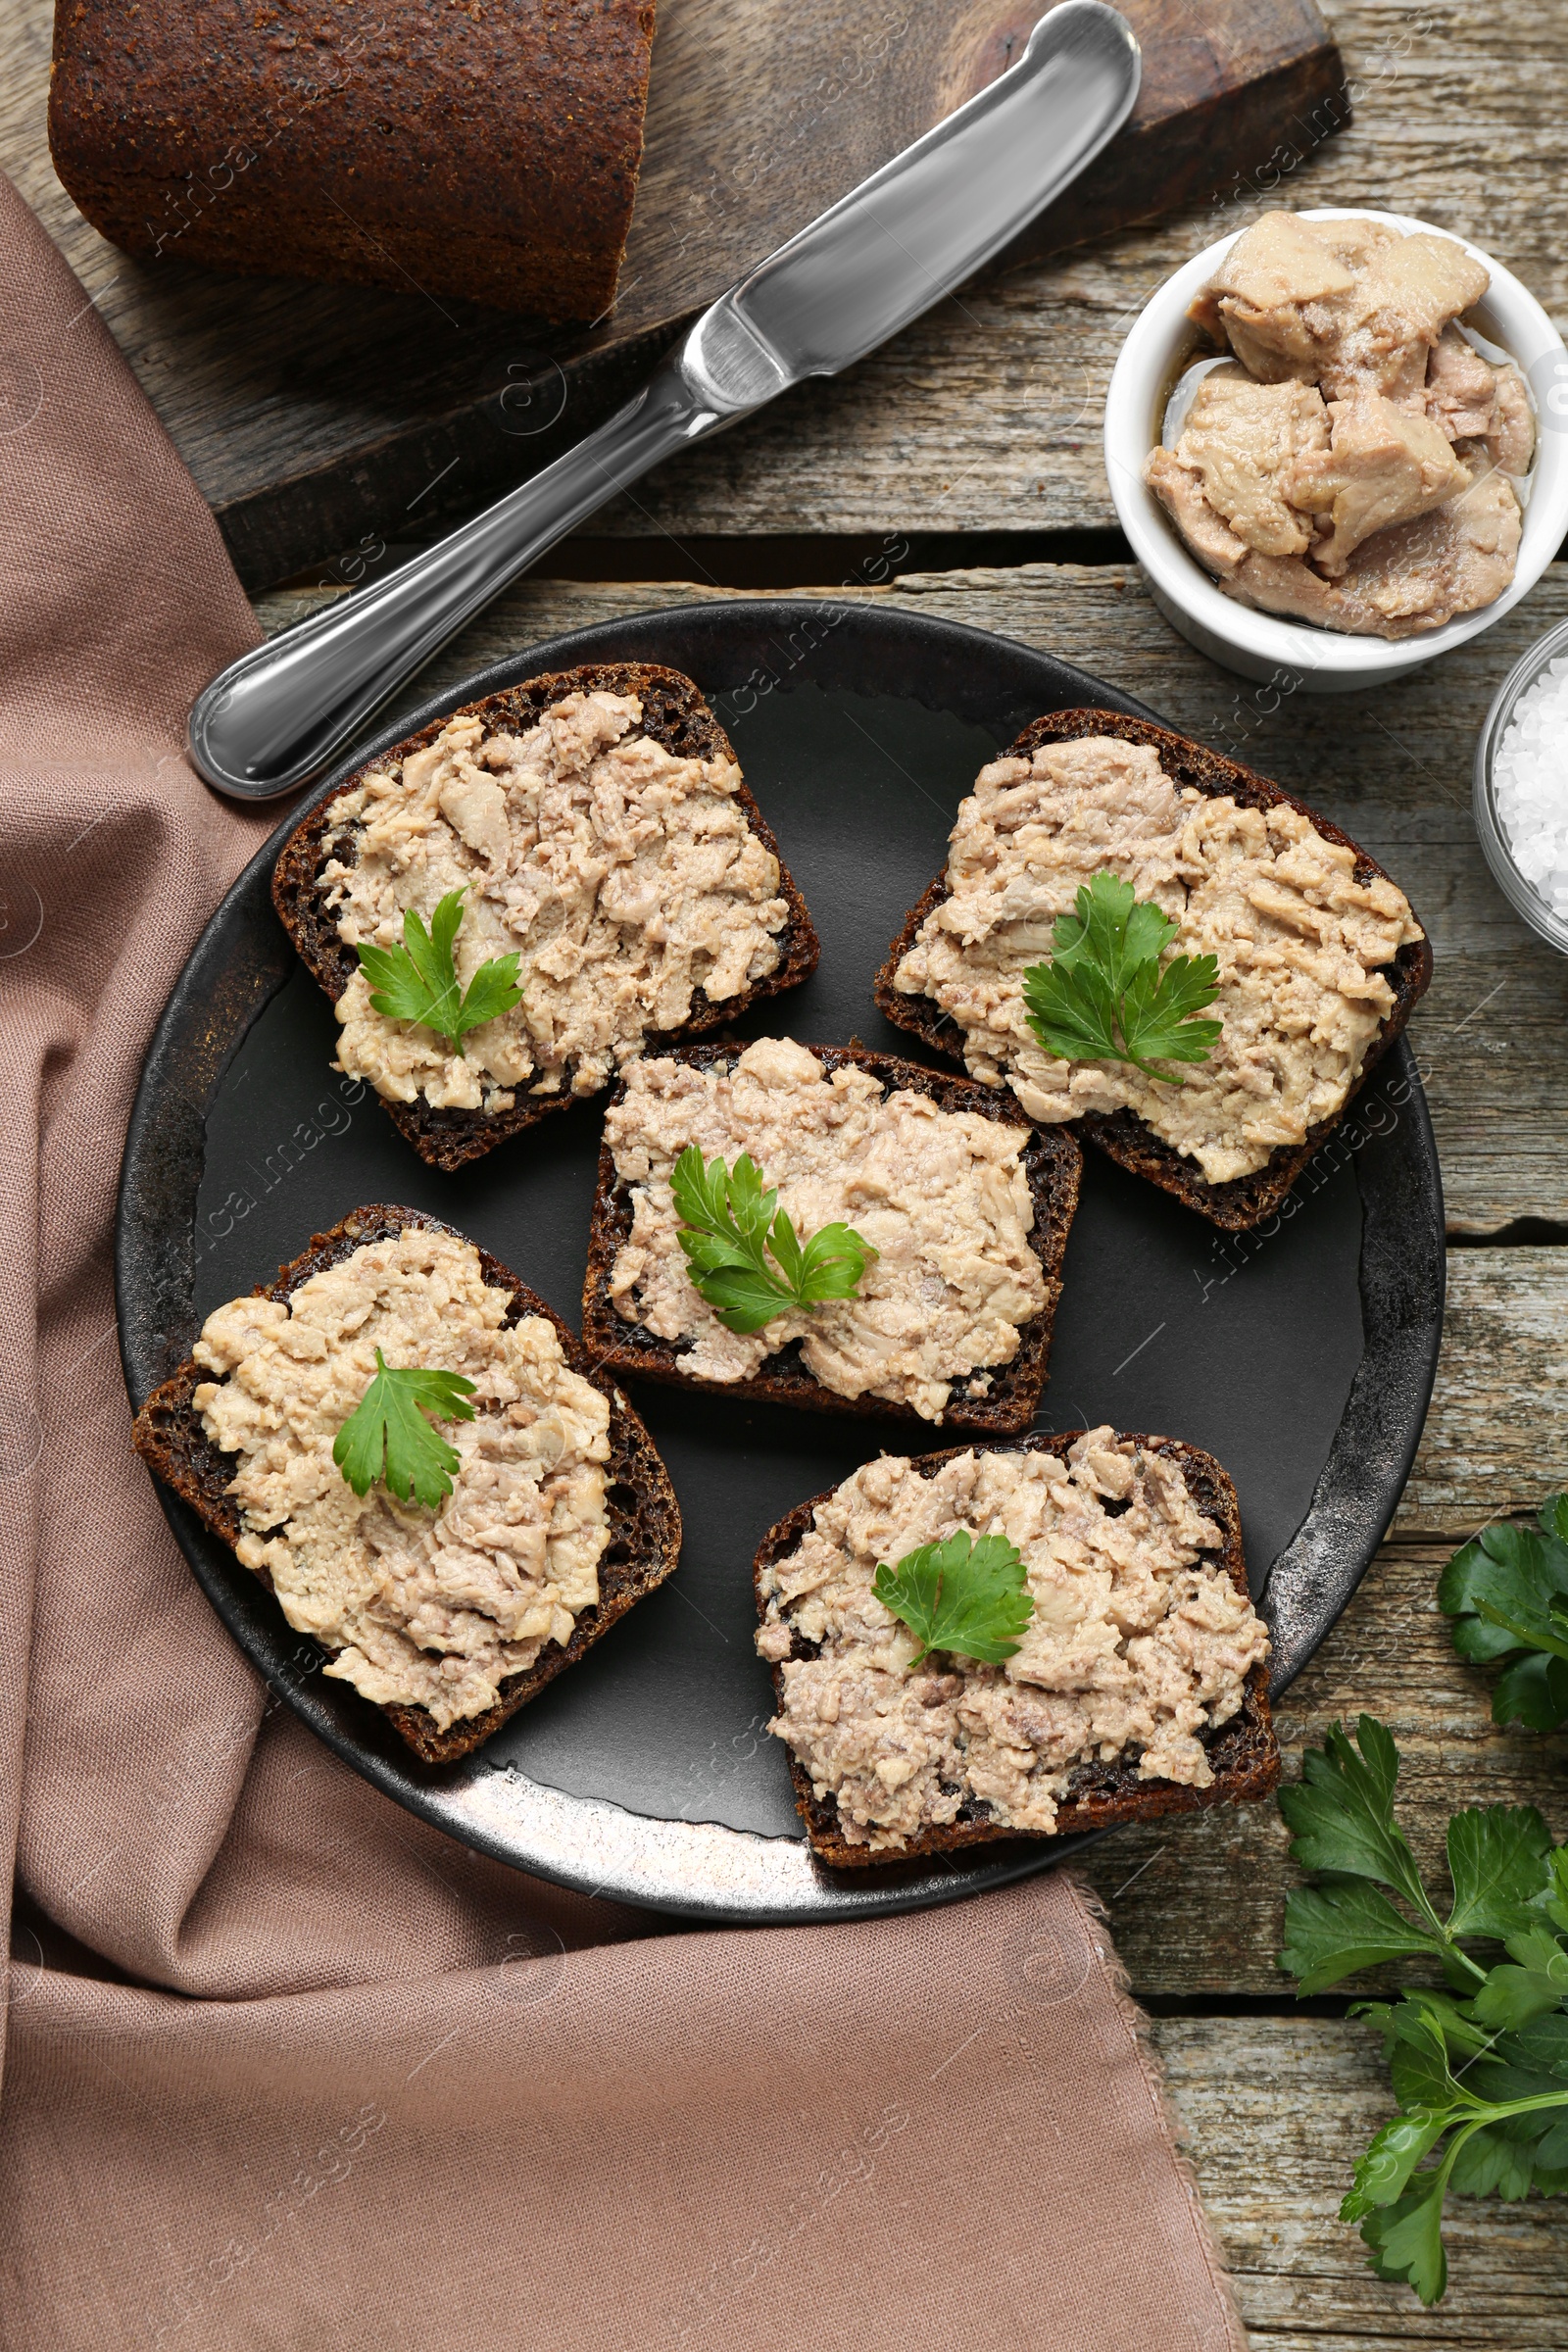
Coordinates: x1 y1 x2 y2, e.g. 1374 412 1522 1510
331 1348 477 1509
871 1529 1035 1667
1277 1714 1568 2306
669 1146 877 1337
1022 869 1222 1083
1439 1495 1568 1732
355 886 523 1056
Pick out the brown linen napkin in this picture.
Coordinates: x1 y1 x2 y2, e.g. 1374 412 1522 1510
0 172 1248 2352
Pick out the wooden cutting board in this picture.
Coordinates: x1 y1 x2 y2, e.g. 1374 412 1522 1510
4 0 1344 586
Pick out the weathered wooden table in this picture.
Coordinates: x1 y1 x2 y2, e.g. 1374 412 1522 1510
19 0 1568 2338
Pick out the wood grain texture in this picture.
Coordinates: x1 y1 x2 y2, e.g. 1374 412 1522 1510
1075 1534 1568 1993
0 0 1343 582
584 0 1568 543
1405 1252 1568 1535
255 558 1568 1232
1155 2017 1568 2347
11 0 1568 572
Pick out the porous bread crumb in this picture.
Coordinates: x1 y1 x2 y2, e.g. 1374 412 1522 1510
893 734 1423 1184
320 689 789 1113
757 1432 1269 1849
191 1227 610 1731
603 1037 1048 1421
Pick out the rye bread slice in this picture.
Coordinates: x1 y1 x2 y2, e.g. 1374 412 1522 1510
580 1040 1083 1435
872 707 1434 1232
271 664 820 1173
755 1429 1279 1868
130 1203 682 1766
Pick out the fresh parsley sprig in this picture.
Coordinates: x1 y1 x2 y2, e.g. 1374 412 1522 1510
1440 1495 1568 1732
1277 1714 1568 2305
331 1348 477 1509
669 1146 877 1337
872 1529 1035 1667
1022 869 1222 1084
355 886 523 1056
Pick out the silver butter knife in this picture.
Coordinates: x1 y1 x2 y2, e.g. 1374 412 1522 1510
189 3 1140 800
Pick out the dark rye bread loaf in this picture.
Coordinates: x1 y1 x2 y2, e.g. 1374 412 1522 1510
272 663 820 1172
580 1040 1083 1435
130 1203 682 1766
48 0 655 321
755 1430 1279 1868
872 708 1434 1232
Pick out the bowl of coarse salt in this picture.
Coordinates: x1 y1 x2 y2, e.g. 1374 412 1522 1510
1475 613 1568 954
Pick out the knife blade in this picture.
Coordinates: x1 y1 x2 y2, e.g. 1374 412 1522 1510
189 4 1140 799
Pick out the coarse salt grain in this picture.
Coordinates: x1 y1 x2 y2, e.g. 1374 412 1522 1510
1493 654 1568 919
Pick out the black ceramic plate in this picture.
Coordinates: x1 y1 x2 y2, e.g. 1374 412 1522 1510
117 601 1444 1924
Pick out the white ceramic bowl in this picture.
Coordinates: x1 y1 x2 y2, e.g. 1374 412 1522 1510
1103 208 1568 693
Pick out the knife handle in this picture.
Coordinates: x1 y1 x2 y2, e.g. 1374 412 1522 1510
187 327 761 803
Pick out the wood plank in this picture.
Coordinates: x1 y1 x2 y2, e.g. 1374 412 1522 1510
1404 1250 1568 1536
1155 2016 1568 2348
253 559 1568 1232
0 0 1343 585
253 557 1568 832
1076 1530 1568 1993
580 0 1568 542
13 0 1568 569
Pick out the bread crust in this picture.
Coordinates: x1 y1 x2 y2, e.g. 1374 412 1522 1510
270 664 820 1172
580 1039 1082 1435
753 1429 1279 1868
130 1203 682 1766
872 708 1434 1232
48 0 656 322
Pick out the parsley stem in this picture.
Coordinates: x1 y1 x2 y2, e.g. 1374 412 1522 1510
1402 1909 1492 1984
904 1568 944 1669
1408 1887 1486 1974
1432 2091 1568 2180
1467 2092 1568 2125
1122 1041 1188 1086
